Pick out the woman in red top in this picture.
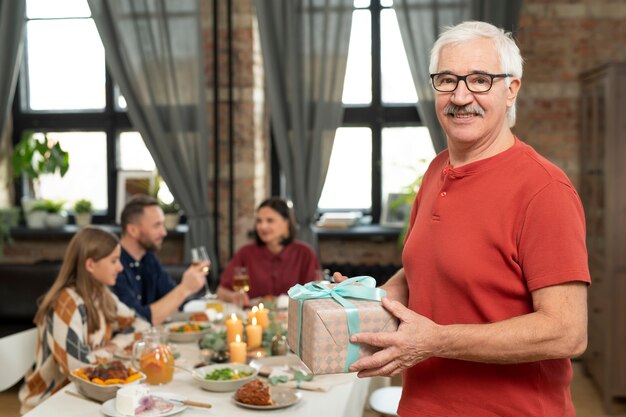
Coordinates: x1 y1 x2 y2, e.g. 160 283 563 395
217 197 320 306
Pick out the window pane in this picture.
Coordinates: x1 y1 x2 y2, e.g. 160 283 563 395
38 132 108 211
380 9 418 104
342 10 371 105
318 128 372 210
381 0 393 6
381 127 435 201
119 132 157 171
353 0 370 7
26 19 105 110
26 0 91 18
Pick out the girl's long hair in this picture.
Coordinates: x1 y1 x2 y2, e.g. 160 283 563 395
34 226 119 333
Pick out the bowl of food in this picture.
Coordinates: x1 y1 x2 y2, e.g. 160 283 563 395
192 363 258 392
68 360 146 402
166 321 212 343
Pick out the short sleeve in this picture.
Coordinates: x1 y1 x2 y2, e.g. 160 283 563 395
518 180 591 291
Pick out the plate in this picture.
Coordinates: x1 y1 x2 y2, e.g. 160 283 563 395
101 392 187 417
192 363 258 392
165 321 212 343
249 354 308 374
232 386 302 410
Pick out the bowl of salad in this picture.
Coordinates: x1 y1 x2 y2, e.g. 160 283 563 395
192 363 258 392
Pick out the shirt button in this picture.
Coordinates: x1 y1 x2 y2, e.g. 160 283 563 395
135 275 141 281
440 191 447 197
137 295 142 300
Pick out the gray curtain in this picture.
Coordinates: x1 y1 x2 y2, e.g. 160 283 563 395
395 0 523 153
0 0 26 140
87 0 218 282
256 0 353 248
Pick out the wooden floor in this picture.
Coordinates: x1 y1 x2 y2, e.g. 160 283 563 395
2 362 625 417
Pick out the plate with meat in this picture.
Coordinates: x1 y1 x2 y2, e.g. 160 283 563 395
165 321 212 343
232 379 302 410
69 360 146 402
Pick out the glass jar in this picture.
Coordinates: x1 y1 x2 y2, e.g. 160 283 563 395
132 327 175 384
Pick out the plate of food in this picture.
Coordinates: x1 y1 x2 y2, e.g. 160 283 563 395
101 385 187 417
69 360 146 402
192 363 258 392
165 321 212 343
232 379 302 410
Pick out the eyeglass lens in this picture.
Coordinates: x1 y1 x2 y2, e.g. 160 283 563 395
432 73 495 93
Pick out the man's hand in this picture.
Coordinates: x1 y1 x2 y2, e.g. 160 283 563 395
348 297 439 377
180 261 210 295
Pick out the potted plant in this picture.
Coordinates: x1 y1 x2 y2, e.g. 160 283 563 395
73 199 93 227
160 200 181 230
32 199 67 229
0 207 20 259
12 130 69 227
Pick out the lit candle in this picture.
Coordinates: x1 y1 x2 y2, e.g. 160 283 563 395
225 313 243 344
229 334 247 364
246 316 263 349
247 306 258 324
256 303 270 329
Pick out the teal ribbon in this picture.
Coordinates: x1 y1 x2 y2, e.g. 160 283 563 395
288 276 386 372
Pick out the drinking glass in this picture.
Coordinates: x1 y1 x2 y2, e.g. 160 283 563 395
232 266 250 307
191 246 212 300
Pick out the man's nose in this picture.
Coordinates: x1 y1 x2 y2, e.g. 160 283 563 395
450 79 474 104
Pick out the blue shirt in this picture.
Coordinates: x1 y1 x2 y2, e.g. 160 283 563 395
112 247 177 324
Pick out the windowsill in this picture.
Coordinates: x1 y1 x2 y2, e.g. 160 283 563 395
9 224 396 239
314 224 402 239
9 224 189 238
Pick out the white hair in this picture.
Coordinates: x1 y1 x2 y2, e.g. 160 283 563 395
429 21 523 127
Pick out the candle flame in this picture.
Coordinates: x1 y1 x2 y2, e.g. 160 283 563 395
256 351 262 358
235 334 241 343
251 306 258 313
259 303 264 310
252 316 257 326
231 313 237 321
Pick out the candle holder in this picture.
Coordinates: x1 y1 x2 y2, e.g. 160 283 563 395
270 334 288 356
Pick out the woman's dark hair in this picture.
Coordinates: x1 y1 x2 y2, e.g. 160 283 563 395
254 197 296 246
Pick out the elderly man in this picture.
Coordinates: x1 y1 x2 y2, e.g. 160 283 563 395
112 195 209 325
343 21 590 416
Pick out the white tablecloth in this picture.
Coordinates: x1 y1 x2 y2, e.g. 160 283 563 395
23 343 371 417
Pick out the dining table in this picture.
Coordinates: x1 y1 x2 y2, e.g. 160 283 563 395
23 302 375 417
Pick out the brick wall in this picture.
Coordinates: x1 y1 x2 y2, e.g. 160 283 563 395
515 0 626 189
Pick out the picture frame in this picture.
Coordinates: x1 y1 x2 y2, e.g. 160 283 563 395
116 170 155 223
381 192 412 227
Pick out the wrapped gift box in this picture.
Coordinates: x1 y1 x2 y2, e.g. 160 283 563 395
287 294 398 375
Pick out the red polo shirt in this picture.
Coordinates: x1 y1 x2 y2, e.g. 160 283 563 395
399 138 590 417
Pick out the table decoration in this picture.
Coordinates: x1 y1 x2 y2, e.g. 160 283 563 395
229 334 247 364
225 313 243 344
245 316 263 349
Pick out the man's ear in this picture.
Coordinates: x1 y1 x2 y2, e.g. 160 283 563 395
506 77 521 107
127 223 139 239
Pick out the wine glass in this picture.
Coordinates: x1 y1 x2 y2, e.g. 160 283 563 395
190 246 212 300
232 266 250 308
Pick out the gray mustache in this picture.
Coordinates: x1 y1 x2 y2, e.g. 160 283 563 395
443 104 485 117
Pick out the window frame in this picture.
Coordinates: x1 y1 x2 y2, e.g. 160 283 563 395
272 0 424 224
12 12 131 224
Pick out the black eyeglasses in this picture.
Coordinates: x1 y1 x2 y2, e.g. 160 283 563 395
430 72 511 93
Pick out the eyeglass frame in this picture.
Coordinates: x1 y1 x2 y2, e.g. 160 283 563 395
429 72 512 93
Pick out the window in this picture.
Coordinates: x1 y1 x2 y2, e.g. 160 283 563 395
317 0 435 222
13 0 157 222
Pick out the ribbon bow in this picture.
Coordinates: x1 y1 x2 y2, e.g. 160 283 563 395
288 276 386 372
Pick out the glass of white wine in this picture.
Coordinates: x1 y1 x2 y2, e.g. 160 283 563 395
232 266 250 307
190 246 212 300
